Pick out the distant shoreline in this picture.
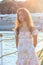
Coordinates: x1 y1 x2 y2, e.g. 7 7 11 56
0 13 43 31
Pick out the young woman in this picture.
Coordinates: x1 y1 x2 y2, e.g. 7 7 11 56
15 8 40 65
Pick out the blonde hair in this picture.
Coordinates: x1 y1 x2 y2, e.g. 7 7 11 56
15 8 35 35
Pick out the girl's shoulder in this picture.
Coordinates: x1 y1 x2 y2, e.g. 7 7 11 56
31 27 38 35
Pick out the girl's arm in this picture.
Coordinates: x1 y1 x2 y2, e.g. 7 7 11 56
16 34 19 48
31 28 38 48
32 34 37 47
15 28 19 48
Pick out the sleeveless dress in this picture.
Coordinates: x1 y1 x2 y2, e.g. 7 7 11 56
16 24 40 65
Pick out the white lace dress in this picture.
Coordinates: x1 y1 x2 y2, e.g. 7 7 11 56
16 24 40 65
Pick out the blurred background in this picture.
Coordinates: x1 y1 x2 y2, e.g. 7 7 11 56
0 0 43 65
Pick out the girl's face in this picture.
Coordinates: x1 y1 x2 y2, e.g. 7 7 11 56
18 11 25 22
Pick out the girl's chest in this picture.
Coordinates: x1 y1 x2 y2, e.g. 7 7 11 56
19 25 31 39
19 31 31 39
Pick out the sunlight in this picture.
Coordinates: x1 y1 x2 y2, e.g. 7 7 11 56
16 0 26 1
0 0 2 1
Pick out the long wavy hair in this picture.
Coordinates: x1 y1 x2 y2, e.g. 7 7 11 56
14 8 35 35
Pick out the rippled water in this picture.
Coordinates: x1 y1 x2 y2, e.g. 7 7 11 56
0 31 43 65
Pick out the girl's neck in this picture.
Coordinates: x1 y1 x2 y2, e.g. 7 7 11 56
20 22 29 32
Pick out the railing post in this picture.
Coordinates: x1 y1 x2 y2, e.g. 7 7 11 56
0 34 3 65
